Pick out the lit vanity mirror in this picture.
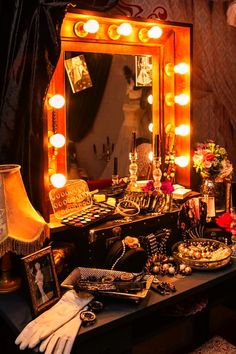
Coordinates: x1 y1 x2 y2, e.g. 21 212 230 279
45 10 191 220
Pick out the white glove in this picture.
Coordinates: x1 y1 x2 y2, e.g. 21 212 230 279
15 290 92 350
39 307 88 354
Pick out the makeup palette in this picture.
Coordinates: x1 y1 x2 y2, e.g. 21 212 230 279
60 202 115 228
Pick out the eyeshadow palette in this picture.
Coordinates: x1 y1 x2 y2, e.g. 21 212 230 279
60 202 115 228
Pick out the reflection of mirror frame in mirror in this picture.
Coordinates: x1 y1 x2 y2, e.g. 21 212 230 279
45 10 192 222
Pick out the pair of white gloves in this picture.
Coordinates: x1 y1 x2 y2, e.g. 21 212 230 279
15 290 93 354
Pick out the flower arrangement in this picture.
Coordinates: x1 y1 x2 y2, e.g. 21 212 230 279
193 140 233 181
142 180 174 194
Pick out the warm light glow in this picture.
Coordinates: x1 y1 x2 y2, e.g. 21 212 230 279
117 23 133 36
174 62 189 75
148 123 153 133
175 156 189 167
49 133 66 148
50 173 66 188
147 94 153 104
175 124 190 136
148 26 163 39
48 95 65 109
148 151 153 162
83 19 99 33
174 94 190 106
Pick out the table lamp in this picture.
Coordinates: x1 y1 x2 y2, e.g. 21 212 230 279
0 164 49 293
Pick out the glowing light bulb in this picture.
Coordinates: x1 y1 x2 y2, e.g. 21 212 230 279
174 63 189 75
175 156 189 167
174 94 190 106
49 95 65 109
50 173 66 188
148 151 153 162
83 19 99 33
148 123 153 133
49 133 66 148
175 124 190 136
148 26 163 39
117 23 132 36
147 94 153 104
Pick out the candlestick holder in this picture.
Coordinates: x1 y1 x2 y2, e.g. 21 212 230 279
153 156 162 192
127 151 138 191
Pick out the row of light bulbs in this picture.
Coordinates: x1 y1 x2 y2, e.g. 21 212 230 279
48 94 67 188
74 19 163 42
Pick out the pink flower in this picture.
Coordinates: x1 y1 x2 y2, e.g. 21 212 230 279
161 181 174 194
142 180 154 192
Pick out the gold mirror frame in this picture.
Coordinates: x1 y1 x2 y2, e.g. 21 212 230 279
45 10 191 222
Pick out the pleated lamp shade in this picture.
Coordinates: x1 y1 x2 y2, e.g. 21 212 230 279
0 164 49 258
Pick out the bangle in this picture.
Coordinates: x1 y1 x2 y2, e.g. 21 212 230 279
115 199 140 217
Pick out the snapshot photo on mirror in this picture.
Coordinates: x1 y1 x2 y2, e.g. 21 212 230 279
65 54 93 93
135 55 152 87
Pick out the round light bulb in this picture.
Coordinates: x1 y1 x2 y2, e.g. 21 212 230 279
117 23 133 36
174 62 189 75
148 26 163 39
175 124 190 136
50 173 66 188
148 123 153 133
83 19 99 33
175 156 189 167
174 94 190 106
49 133 66 148
147 94 153 104
148 151 153 162
48 95 65 109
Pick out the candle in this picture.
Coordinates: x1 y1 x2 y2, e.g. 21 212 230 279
131 131 136 153
154 134 160 157
113 157 118 175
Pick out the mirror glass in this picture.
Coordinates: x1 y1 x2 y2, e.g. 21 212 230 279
65 51 154 181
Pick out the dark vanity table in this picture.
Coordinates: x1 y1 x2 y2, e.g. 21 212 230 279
1 259 236 354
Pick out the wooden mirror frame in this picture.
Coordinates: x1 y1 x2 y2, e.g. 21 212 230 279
44 10 192 222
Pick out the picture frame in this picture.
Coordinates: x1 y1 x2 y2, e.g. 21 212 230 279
135 55 152 87
64 54 93 93
22 246 61 316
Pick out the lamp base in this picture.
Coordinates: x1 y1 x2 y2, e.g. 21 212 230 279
0 252 21 293
0 271 21 293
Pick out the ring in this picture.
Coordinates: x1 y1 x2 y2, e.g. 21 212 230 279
80 310 96 326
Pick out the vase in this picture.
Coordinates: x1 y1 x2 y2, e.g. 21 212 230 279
200 178 216 218
200 178 228 216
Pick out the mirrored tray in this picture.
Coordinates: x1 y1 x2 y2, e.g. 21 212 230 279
172 238 232 270
61 267 154 301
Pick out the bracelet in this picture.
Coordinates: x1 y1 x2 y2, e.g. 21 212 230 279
115 199 140 217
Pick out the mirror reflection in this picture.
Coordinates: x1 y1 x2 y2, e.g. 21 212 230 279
66 52 154 181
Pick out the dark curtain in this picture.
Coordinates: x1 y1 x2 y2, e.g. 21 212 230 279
0 0 119 217
65 52 113 142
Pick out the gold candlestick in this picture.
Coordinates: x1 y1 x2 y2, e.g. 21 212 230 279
127 151 138 191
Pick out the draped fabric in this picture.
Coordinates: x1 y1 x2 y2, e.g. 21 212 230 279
112 0 236 184
0 0 118 218
0 1 68 217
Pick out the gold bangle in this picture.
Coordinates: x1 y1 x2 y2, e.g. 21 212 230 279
115 199 140 217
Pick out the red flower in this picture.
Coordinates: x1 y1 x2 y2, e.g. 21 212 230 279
161 181 174 194
203 152 215 162
215 212 232 232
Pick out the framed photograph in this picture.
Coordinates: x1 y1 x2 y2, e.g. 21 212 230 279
64 54 93 93
135 55 152 87
22 246 61 316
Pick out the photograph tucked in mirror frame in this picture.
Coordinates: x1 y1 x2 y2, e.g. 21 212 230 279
22 246 61 316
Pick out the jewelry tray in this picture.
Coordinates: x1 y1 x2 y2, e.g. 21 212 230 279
61 267 154 301
172 238 232 270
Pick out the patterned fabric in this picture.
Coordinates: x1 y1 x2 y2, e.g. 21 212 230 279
190 335 236 354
